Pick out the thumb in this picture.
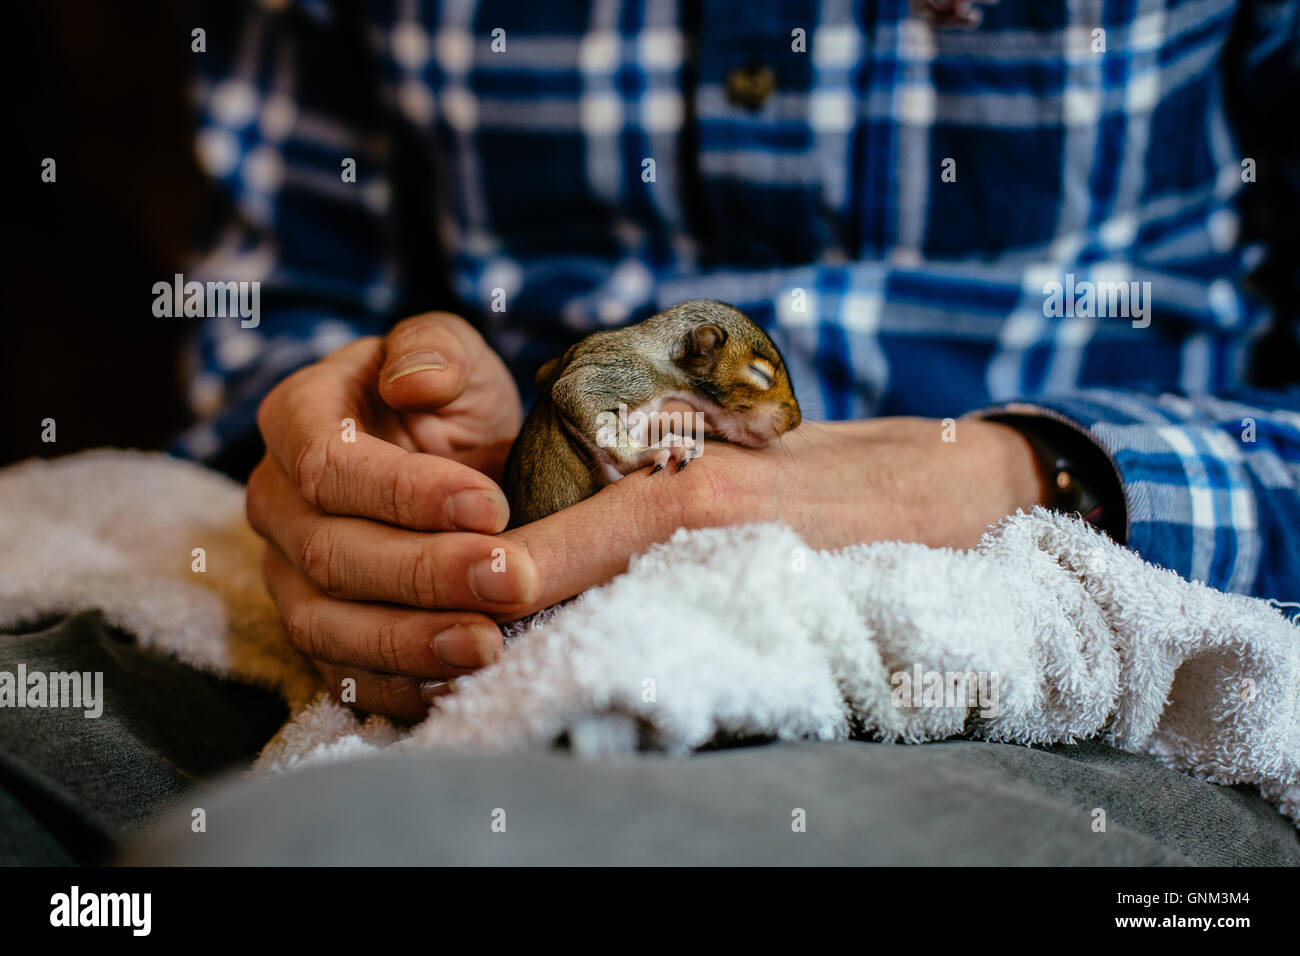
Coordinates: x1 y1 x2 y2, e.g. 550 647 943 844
378 312 483 413
497 464 704 616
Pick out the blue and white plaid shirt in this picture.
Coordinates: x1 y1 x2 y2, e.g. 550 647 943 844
178 0 1300 605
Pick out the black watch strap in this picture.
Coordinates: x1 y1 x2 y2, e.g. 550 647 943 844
988 414 1127 543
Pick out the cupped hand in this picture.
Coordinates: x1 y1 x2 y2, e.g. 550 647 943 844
246 312 531 720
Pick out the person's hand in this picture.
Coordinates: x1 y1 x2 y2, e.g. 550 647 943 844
246 312 533 720
270 413 1047 715
495 416 1049 611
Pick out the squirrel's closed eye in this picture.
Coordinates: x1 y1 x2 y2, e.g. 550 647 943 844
744 359 775 389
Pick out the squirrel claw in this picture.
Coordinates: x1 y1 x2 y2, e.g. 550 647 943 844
676 456 691 472
641 435 695 475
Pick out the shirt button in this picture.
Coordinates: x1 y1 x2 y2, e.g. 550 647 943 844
725 62 776 111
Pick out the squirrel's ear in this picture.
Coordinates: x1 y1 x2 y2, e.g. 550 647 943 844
677 323 727 374
535 355 563 387
537 344 582 388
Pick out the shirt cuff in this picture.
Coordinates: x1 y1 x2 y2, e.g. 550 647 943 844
970 393 1260 595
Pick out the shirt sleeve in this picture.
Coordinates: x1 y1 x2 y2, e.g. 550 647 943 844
976 388 1300 604
172 0 401 476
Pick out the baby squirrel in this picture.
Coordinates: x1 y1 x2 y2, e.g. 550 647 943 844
503 299 802 526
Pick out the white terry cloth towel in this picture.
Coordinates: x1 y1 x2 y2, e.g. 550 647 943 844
1 450 1298 824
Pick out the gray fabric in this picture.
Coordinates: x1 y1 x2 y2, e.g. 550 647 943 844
125 738 1300 866
0 610 288 865
6 609 1297 867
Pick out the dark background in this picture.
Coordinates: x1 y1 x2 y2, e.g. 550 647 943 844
5 3 204 467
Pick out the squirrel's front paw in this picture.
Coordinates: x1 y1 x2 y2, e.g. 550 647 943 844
643 434 699 474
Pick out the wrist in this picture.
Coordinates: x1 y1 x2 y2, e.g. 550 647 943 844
967 419 1053 515
982 413 1127 542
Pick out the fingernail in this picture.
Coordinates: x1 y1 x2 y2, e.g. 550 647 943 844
419 678 458 705
468 552 538 605
446 488 508 532
385 349 448 384
433 623 500 668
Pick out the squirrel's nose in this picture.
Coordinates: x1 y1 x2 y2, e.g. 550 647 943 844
763 403 800 439
783 403 802 432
